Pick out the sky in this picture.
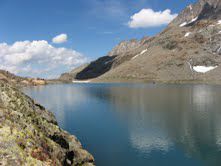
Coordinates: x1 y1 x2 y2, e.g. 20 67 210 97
0 0 197 78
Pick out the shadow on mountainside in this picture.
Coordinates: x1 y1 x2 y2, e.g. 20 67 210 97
75 55 116 80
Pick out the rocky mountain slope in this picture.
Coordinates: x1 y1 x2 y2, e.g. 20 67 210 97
61 0 221 84
0 80 94 165
59 64 89 82
61 37 151 81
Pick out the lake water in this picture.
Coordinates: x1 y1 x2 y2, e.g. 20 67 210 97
23 83 221 166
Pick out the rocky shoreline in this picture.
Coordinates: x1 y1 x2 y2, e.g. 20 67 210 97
0 80 94 165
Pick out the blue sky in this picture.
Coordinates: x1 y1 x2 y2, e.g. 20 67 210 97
0 0 196 78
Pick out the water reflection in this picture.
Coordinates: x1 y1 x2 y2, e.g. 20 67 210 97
130 128 173 153
192 85 216 111
23 85 91 128
23 84 221 166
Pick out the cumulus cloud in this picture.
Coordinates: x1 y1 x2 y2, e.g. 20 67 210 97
128 9 177 28
52 34 68 44
0 40 87 78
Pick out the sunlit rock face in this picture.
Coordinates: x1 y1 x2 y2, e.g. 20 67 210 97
171 0 221 26
107 39 141 57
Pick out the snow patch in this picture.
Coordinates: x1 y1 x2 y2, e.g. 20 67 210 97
193 66 218 73
180 17 198 27
189 17 198 24
180 22 187 27
184 32 191 37
140 49 148 54
132 49 147 60
72 80 91 83
192 17 198 22
132 54 140 60
217 20 221 25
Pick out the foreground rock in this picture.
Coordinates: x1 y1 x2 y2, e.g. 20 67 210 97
0 80 94 165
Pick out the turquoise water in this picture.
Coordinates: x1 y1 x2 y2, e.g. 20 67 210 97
23 83 221 166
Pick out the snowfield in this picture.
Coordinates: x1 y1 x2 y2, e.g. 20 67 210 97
193 66 218 73
189 17 198 24
184 32 191 37
72 80 91 83
132 49 148 60
179 16 198 27
180 22 187 27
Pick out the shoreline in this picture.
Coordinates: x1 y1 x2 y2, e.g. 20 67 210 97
0 80 95 165
63 77 221 86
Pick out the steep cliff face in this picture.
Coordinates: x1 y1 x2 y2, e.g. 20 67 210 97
0 80 94 165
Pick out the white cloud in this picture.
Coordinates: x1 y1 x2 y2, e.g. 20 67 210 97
128 9 177 28
52 34 68 44
0 40 87 78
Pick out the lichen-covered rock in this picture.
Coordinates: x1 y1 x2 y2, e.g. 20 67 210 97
0 81 94 165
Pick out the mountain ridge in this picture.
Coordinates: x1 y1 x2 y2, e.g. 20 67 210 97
60 0 221 84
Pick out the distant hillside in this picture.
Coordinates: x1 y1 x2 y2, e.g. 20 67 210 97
61 0 221 84
0 70 47 86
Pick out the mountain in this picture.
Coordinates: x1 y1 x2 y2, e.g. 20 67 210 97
61 0 221 84
61 37 151 81
59 64 89 81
